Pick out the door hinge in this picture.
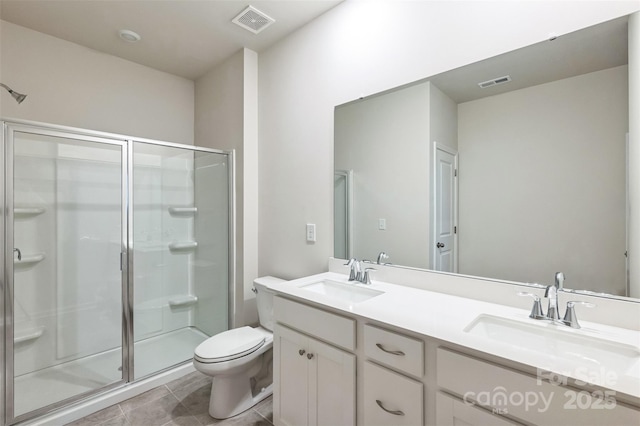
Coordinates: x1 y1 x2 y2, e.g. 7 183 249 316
454 226 457 234
454 169 458 177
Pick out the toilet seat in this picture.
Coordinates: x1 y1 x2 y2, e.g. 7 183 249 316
194 326 266 363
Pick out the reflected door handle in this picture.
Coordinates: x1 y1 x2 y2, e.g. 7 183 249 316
436 242 445 248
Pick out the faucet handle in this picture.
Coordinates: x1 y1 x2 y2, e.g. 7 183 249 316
362 267 376 284
562 301 595 329
517 292 545 319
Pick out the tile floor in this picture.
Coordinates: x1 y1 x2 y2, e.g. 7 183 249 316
66 371 273 426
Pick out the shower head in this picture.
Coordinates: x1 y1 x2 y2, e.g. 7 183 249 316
0 83 27 104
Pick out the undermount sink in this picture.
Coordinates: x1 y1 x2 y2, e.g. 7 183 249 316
465 314 640 376
300 280 384 304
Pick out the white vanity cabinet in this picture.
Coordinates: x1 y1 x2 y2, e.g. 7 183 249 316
273 296 356 426
270 272 640 426
436 348 640 425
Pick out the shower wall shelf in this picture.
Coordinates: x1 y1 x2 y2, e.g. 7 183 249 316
168 295 198 308
168 241 198 251
14 253 46 265
14 207 46 217
14 326 45 344
168 206 198 216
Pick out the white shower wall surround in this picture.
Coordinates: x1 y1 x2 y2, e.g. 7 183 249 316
2 119 234 424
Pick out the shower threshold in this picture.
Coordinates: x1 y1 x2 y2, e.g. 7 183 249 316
13 327 209 418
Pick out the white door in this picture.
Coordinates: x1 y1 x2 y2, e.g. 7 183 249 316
432 142 458 272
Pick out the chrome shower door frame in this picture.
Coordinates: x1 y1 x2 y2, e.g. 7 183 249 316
124 138 236 381
2 121 130 425
1 118 237 425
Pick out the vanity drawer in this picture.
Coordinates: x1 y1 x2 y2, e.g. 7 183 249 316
363 361 423 426
437 348 640 425
364 323 424 377
274 296 355 351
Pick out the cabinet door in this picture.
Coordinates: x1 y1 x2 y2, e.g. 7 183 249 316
274 325 310 426
436 392 523 426
309 337 356 426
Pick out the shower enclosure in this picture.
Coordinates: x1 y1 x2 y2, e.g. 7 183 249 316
1 120 234 424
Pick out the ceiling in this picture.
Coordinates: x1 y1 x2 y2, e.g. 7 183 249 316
0 0 343 80
429 15 628 104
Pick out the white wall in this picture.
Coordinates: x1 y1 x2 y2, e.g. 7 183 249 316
458 66 628 294
0 20 194 144
258 0 640 280
195 48 259 326
335 82 431 268
429 83 458 152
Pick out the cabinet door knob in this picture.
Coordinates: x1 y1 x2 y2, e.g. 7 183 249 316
298 349 306 356
375 400 405 416
307 353 314 360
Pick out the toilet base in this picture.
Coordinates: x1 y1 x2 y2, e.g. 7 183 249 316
209 377 273 419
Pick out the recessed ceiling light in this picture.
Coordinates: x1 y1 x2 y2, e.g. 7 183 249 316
119 29 141 43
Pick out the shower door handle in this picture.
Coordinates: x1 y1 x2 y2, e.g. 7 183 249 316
13 248 22 261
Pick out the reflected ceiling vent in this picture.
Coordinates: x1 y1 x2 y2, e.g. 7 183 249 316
478 75 512 89
232 5 275 34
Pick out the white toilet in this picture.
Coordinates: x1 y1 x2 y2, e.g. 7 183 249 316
193 276 283 419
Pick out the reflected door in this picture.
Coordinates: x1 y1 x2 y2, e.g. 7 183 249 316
5 125 127 421
432 143 458 273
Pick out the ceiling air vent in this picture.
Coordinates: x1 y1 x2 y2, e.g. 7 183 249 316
478 75 512 89
232 5 275 34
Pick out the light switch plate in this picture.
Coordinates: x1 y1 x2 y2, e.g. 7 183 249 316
306 223 316 242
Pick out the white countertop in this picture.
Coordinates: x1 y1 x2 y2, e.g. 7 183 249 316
267 271 640 400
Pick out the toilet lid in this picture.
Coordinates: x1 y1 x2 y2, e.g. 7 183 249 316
194 326 265 363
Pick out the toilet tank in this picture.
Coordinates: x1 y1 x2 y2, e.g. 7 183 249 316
253 276 284 332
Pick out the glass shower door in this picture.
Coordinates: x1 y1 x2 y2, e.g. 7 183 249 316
5 125 127 421
131 141 230 379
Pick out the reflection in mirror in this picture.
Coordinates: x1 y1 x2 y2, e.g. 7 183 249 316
334 15 637 300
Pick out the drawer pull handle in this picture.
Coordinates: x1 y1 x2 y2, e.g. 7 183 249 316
307 353 314 360
299 349 306 356
376 343 405 356
376 400 405 416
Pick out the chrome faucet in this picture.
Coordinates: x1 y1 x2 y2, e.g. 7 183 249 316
519 272 595 329
344 258 360 281
376 252 389 265
544 272 565 320
544 283 560 320
344 258 375 284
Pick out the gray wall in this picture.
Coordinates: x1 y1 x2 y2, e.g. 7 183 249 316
458 66 628 293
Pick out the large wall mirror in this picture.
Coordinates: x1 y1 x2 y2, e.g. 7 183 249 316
334 15 638 301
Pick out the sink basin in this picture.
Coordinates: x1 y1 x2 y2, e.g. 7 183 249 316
465 314 640 375
300 280 384 304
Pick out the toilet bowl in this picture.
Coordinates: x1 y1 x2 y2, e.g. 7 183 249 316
193 276 283 419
